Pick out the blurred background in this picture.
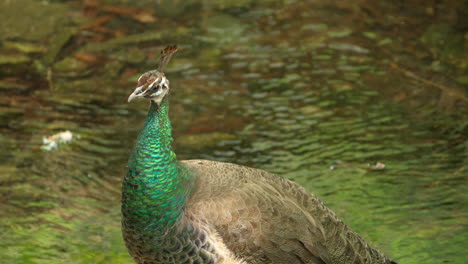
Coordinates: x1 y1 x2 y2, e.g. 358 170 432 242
0 0 467 263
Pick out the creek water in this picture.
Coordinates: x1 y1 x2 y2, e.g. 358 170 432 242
0 1 466 263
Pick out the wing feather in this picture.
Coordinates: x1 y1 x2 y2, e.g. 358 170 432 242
182 160 394 264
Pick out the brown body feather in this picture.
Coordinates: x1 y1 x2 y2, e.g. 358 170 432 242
182 160 396 264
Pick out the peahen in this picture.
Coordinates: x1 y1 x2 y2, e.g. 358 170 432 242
122 45 397 264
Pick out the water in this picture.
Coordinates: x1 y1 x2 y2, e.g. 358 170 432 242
0 1 466 263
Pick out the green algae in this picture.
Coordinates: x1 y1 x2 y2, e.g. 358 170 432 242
176 132 237 151
53 57 87 73
455 75 468 85
3 41 45 54
0 0 71 41
327 29 353 38
0 54 31 65
109 48 146 64
0 54 31 74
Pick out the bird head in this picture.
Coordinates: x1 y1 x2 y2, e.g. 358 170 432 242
127 45 178 105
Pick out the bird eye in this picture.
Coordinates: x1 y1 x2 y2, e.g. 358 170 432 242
147 78 162 90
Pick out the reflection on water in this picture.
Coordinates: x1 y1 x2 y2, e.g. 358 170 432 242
0 1 466 263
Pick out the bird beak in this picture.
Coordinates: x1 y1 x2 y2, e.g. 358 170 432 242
127 85 144 103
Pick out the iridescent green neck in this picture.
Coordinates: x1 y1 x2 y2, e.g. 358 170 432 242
122 99 191 239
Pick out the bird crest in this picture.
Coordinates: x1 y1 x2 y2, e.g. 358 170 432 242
158 45 178 72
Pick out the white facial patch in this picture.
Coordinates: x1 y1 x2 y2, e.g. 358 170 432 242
150 89 164 97
134 85 144 94
128 85 145 102
147 77 162 90
158 77 169 89
128 74 170 104
149 76 169 105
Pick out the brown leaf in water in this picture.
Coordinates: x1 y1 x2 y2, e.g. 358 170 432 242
91 26 115 34
122 68 139 78
83 0 99 8
102 5 135 15
131 12 156 23
393 91 408 102
85 0 156 24
80 15 113 30
88 26 124 38
1 77 20 82
73 52 99 64
102 5 156 23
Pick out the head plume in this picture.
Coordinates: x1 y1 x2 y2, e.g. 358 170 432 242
158 45 178 72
